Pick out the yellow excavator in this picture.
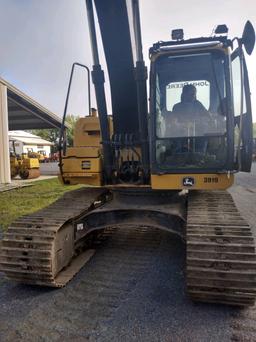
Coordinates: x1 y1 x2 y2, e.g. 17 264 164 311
1 1 256 307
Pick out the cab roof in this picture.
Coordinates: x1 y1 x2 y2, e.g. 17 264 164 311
149 36 232 57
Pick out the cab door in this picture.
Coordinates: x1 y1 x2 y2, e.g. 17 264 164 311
231 48 253 172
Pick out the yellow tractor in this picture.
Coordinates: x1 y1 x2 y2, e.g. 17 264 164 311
1 1 256 307
10 154 20 179
27 149 47 163
9 141 40 180
9 139 20 178
19 155 40 180
37 150 47 163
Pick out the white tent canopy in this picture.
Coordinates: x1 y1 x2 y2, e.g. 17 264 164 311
9 131 53 146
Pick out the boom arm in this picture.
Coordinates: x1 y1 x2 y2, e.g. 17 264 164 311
86 0 149 182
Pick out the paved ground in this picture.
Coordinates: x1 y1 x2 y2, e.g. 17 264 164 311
40 162 59 175
0 166 256 341
229 163 256 239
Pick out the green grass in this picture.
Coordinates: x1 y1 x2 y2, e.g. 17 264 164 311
0 178 82 231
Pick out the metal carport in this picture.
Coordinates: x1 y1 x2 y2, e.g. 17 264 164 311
0 78 62 184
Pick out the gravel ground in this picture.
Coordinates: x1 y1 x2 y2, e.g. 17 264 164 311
0 165 256 342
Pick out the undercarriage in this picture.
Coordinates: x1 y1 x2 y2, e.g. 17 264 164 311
0 188 255 306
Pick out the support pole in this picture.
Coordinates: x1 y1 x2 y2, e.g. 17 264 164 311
0 83 11 184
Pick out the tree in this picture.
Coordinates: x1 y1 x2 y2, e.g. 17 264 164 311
30 114 79 151
30 128 59 152
65 114 79 146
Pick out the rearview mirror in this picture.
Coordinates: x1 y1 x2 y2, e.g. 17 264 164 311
242 21 255 55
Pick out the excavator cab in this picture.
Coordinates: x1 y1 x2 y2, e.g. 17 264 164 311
149 23 255 190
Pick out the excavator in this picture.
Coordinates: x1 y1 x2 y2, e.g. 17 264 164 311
1 0 256 307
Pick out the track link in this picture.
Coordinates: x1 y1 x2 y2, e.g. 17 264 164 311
0 188 105 287
186 190 256 306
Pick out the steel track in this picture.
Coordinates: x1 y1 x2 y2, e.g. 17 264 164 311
0 188 105 287
186 190 256 306
1 187 256 307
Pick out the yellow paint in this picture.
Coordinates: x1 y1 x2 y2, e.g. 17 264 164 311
151 173 234 190
62 115 107 186
10 156 19 178
62 114 143 187
73 116 113 147
22 157 39 169
65 147 100 158
62 157 101 173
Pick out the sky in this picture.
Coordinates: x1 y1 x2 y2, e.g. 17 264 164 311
0 0 255 121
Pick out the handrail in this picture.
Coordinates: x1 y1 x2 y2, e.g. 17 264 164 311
59 62 91 182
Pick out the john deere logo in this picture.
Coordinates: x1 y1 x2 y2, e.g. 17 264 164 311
183 177 195 187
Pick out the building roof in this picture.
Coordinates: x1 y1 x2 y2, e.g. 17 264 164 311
9 130 53 146
0 77 64 130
